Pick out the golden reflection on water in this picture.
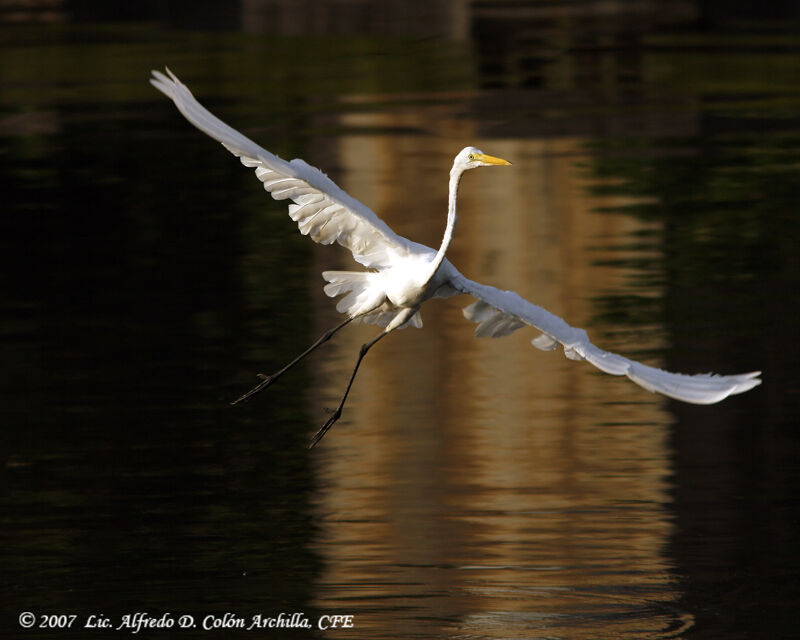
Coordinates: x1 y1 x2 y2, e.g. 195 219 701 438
304 108 687 638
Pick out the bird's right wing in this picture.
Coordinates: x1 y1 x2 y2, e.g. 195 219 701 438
150 68 415 269
450 273 761 405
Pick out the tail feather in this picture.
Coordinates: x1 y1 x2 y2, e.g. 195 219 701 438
321 271 422 329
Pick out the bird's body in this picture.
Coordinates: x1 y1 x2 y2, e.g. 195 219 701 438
151 69 761 446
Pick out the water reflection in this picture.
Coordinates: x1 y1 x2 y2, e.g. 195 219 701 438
304 117 682 637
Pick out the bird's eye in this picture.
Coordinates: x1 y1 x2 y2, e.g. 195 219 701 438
468 154 475 161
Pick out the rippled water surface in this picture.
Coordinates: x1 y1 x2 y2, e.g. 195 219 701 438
2 5 799 639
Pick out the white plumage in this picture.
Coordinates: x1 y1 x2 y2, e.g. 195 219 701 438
151 68 761 445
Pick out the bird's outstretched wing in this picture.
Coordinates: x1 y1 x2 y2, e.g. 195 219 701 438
449 273 761 404
150 68 415 269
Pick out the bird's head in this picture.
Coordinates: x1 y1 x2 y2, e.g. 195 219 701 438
453 146 512 172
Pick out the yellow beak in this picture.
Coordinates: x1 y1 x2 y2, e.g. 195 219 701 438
475 153 512 166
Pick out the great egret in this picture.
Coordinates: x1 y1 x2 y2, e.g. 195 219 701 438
151 68 761 448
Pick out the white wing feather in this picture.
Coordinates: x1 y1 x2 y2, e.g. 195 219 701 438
450 274 761 404
150 68 414 269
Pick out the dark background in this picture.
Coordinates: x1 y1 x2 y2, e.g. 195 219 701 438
2 2 799 638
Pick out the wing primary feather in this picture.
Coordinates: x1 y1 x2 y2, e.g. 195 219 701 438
451 273 761 405
150 68 418 270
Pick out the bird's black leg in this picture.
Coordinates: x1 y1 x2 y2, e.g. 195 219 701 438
309 330 389 448
231 316 354 406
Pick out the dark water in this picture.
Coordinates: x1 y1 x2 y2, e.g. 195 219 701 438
2 4 799 639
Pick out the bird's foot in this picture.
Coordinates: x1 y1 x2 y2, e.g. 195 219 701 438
309 408 342 449
230 373 276 406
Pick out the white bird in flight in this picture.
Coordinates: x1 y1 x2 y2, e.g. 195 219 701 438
151 68 761 448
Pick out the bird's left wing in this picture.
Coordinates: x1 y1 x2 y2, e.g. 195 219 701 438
150 68 414 269
449 273 761 404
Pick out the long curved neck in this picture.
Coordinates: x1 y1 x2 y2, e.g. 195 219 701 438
427 166 463 281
